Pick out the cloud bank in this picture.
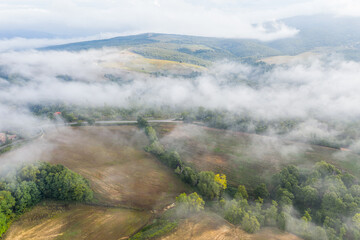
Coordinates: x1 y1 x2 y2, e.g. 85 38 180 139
2 0 360 42
1 49 360 122
0 0 301 41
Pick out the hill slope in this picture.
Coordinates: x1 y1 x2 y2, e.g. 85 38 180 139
41 15 360 65
41 33 281 66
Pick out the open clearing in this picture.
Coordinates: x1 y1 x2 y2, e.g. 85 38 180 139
38 126 191 209
160 212 302 240
156 123 360 190
4 201 151 240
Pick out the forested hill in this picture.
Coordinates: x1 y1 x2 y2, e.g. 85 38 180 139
41 15 360 65
41 33 281 66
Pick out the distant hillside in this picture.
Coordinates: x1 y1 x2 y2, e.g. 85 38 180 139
269 14 360 58
42 15 360 65
41 33 281 66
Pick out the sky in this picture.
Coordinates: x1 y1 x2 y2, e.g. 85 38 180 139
1 0 360 42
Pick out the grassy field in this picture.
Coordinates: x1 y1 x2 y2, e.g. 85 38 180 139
4 201 151 240
38 126 191 210
155 123 360 190
160 212 301 240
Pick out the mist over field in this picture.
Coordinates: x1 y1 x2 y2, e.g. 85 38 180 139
1 48 360 151
2 1 360 240
1 49 360 118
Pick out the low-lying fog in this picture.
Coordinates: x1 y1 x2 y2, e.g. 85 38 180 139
0 47 360 154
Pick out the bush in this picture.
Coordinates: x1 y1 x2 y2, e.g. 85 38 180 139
253 183 269 200
144 141 164 155
145 126 158 143
137 116 149 128
198 171 222 200
160 151 183 169
179 167 198 186
175 192 204 216
235 185 248 200
241 212 260 233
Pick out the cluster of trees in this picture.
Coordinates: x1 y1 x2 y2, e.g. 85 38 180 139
138 117 360 238
181 107 299 135
139 116 285 234
175 192 205 216
270 162 360 240
30 104 178 124
0 162 93 237
217 162 360 238
174 184 279 234
218 184 278 233
138 117 227 200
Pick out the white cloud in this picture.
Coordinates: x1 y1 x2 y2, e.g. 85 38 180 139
0 0 301 41
1 0 359 44
1 48 360 122
0 33 126 52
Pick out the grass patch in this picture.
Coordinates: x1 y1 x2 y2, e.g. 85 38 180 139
130 220 177 240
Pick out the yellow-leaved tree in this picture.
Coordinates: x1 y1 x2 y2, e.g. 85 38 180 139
214 174 227 190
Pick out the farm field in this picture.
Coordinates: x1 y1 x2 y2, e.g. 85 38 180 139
37 126 191 210
4 201 151 240
156 123 360 190
1 125 191 240
160 212 302 240
2 123 357 240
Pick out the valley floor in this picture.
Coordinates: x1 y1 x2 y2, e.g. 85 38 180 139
3 123 357 239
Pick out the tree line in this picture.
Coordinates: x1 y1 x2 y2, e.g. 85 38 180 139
139 117 283 234
138 116 227 201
